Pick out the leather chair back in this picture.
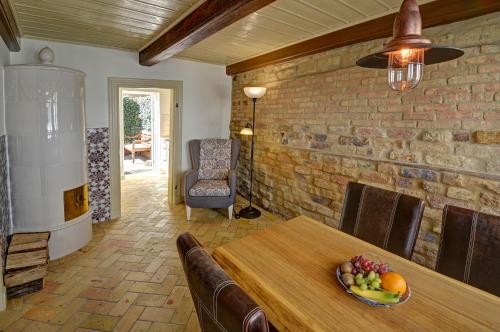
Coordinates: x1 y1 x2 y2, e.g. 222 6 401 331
436 205 500 296
339 182 425 259
177 233 269 332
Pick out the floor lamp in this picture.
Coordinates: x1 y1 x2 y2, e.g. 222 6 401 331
238 87 267 219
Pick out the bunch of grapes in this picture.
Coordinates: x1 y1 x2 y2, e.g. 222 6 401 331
350 255 390 276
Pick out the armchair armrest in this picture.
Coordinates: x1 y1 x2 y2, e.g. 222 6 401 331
228 169 237 198
184 170 198 198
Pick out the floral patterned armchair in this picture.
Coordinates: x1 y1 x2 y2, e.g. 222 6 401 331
184 139 241 220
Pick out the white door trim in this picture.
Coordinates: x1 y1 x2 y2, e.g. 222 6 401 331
108 78 183 220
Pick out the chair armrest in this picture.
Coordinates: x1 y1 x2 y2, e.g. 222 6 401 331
184 170 198 198
125 133 141 140
228 170 237 197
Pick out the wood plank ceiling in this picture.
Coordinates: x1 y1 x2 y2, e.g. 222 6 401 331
175 0 435 65
10 0 199 50
9 0 435 63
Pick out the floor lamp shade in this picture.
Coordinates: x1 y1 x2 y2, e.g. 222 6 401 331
244 87 267 99
240 127 254 136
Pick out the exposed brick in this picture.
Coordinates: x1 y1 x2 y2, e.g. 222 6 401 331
339 136 368 146
355 127 385 138
231 14 500 270
421 130 453 143
401 167 439 182
480 192 500 208
389 150 422 163
409 141 452 154
310 195 331 206
475 131 500 144
387 129 418 139
442 173 466 186
395 177 418 189
447 187 476 201
423 181 445 194
452 131 470 142
360 171 392 184
425 153 463 168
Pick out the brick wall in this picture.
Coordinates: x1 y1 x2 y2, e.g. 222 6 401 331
230 13 500 268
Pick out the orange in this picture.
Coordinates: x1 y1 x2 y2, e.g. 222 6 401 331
380 272 407 295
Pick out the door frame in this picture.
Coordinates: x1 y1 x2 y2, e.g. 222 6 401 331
108 78 183 220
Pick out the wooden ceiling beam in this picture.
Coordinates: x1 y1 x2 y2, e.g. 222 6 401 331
226 0 500 75
139 0 276 66
0 0 20 51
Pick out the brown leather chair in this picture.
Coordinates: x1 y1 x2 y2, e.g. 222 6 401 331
177 233 270 332
436 205 500 296
339 182 425 259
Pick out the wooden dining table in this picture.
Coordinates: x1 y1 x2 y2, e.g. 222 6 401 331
212 215 500 331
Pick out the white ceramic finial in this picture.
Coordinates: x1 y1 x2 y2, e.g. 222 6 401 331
39 47 55 64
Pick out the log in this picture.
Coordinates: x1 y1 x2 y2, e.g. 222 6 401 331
4 265 48 287
7 279 44 298
8 232 50 253
5 249 48 271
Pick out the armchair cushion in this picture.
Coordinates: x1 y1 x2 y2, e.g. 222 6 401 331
198 139 232 180
189 180 230 197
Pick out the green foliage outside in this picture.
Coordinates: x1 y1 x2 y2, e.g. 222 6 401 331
136 96 152 132
123 97 142 143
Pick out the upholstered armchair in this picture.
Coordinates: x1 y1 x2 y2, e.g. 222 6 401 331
184 139 241 220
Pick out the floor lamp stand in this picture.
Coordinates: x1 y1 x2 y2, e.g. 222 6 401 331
237 97 261 219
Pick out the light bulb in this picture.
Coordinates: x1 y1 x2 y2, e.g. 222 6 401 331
240 127 253 136
387 48 424 92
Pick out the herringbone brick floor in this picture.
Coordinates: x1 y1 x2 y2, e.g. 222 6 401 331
0 174 282 331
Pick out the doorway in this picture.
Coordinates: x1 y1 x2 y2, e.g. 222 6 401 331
108 78 183 220
120 88 170 177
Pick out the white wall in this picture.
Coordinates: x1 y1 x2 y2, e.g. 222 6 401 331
10 38 232 170
0 41 10 136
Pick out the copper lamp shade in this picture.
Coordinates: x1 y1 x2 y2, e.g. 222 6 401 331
356 0 464 69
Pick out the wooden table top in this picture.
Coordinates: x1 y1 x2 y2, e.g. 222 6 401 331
212 216 500 331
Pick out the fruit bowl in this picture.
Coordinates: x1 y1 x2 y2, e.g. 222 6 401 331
336 255 411 307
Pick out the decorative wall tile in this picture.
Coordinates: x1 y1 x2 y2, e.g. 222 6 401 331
0 135 11 267
87 128 111 222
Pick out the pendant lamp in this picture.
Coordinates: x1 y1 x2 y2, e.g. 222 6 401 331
356 0 464 92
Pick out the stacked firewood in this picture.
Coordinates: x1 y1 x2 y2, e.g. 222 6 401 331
4 232 50 298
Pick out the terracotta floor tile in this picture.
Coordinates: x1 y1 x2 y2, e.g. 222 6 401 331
119 255 144 263
3 175 282 331
134 294 167 307
150 266 170 283
163 286 187 309
185 312 202 332
125 271 153 282
109 292 138 317
114 305 144 332
140 307 174 323
79 300 115 314
148 322 184 332
24 321 60 332
170 296 194 325
130 320 152 332
4 318 31 332
22 306 60 322
49 298 87 325
78 287 113 301
58 312 90 332
80 314 120 331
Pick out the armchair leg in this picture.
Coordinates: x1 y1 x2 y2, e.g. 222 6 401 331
186 205 191 221
228 205 233 220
